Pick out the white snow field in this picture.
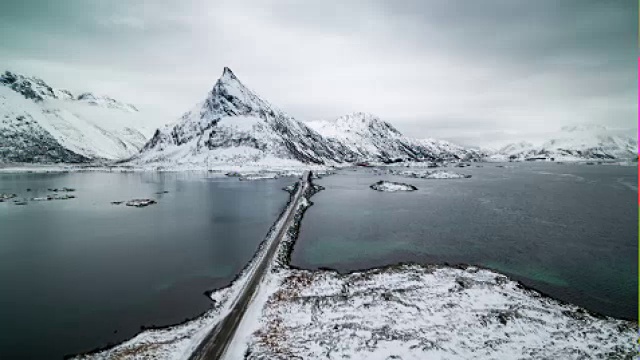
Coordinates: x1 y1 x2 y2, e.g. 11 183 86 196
245 265 636 360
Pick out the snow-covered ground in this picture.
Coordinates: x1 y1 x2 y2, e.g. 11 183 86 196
423 171 471 179
384 169 472 179
0 160 336 177
131 152 335 173
245 265 636 359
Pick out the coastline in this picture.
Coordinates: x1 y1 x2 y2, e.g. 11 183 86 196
69 169 637 359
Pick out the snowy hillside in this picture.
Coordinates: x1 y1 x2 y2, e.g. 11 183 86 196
136 67 358 168
491 125 637 162
0 71 152 163
308 112 483 162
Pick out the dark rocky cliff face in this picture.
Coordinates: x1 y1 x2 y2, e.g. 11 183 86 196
0 113 89 163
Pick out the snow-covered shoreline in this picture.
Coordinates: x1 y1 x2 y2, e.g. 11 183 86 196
380 168 472 179
2 157 635 176
69 169 637 360
0 161 340 175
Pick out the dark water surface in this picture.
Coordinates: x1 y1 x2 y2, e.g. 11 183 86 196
0 172 292 360
292 163 638 320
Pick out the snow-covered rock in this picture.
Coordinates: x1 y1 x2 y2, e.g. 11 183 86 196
425 171 471 179
47 187 75 192
31 194 76 201
0 71 153 163
0 71 74 101
308 112 483 163
125 199 156 207
0 193 17 202
491 126 637 162
370 180 417 192
246 265 636 359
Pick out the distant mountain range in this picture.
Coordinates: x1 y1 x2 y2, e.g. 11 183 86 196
307 112 484 163
1 68 634 166
135 68 481 168
0 71 151 163
489 125 637 162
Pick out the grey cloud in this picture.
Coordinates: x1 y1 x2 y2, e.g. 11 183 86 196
0 0 635 147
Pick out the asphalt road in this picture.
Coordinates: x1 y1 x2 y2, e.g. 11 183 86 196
189 171 311 360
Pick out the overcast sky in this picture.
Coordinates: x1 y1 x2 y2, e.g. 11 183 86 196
0 0 636 147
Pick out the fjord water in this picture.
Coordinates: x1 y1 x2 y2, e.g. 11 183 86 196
0 172 291 360
292 163 638 320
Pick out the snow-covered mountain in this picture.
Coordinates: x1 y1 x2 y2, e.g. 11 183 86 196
75 92 139 113
0 71 152 163
307 112 482 162
491 125 637 162
137 68 482 169
137 67 360 168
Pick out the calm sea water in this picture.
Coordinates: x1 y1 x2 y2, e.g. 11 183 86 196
291 163 638 320
0 172 292 360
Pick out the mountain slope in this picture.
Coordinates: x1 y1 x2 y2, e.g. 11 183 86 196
138 68 356 167
307 112 482 162
491 125 637 161
0 71 151 163
0 96 89 163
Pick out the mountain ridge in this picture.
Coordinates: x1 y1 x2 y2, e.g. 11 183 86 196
0 70 151 163
307 112 483 163
490 126 637 161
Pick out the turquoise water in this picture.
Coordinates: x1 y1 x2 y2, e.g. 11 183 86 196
0 172 292 360
292 163 638 319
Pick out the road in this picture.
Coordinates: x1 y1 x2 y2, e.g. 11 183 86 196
189 171 311 360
